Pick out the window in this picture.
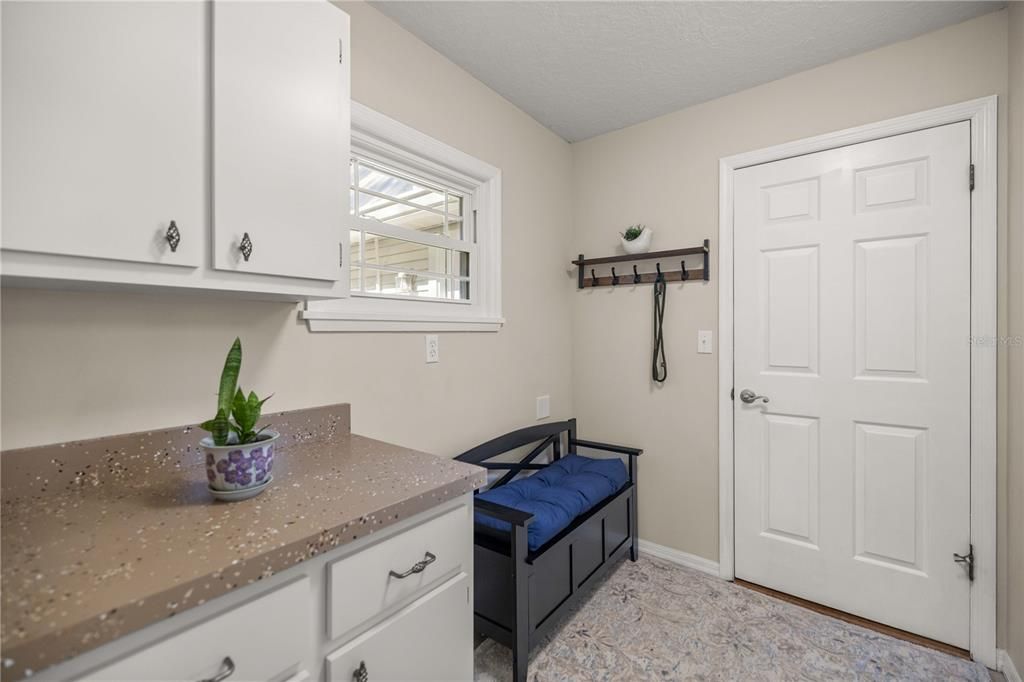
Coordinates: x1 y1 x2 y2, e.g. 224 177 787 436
304 103 502 332
349 158 472 302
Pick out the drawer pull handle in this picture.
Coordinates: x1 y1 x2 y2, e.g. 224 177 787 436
166 221 181 253
199 656 235 682
388 551 436 579
353 661 369 682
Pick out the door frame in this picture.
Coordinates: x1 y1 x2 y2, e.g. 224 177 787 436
717 96 998 666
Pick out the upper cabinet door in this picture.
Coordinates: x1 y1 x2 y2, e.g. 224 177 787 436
212 1 350 281
1 1 205 267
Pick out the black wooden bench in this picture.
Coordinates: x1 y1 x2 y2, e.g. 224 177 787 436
455 419 642 682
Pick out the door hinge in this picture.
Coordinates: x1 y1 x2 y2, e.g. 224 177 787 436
954 544 974 581
339 39 344 64
969 164 975 192
730 387 734 401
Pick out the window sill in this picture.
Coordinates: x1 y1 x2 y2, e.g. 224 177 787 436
300 309 504 333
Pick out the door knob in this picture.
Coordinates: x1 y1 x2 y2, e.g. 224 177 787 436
739 389 769 404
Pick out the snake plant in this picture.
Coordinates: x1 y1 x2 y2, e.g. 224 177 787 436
200 338 272 445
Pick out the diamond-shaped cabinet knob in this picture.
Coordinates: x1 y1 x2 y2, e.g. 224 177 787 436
165 221 181 253
239 232 253 262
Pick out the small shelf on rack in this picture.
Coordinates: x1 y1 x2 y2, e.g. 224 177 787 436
572 239 710 289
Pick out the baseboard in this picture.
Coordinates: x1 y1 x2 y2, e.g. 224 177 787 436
999 649 1022 682
638 539 720 577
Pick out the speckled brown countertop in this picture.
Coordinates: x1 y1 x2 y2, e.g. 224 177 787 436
0 404 485 682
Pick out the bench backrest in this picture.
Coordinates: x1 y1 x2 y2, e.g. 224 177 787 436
454 419 577 489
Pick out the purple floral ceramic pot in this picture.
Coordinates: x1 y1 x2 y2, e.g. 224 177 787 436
202 431 279 492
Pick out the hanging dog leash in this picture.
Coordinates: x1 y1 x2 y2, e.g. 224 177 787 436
652 266 667 383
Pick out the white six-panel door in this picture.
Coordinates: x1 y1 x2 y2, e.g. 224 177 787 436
733 122 972 647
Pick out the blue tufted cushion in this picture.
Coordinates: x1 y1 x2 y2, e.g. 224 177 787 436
475 454 628 551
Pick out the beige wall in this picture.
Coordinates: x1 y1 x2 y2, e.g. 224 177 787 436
1007 2 1024 671
0 1 574 457
571 6 1014 642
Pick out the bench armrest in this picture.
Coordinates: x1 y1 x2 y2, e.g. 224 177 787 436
571 438 643 457
474 498 535 526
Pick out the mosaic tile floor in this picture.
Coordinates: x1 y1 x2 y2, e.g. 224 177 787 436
474 555 990 681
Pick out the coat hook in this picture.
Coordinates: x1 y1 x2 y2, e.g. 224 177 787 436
681 260 689 281
633 264 641 284
655 262 663 282
611 267 619 285
591 268 598 287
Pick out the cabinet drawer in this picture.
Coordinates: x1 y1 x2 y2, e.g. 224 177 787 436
80 578 310 681
325 574 472 682
327 503 471 640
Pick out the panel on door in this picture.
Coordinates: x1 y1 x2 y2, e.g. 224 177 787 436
212 1 349 281
1 1 204 266
733 122 971 648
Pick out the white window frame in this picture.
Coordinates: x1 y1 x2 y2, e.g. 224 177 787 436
303 102 503 332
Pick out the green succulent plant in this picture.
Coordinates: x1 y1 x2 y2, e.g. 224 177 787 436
620 224 645 241
200 338 272 446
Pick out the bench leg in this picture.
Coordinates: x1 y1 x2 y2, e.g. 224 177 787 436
629 458 640 562
511 524 530 682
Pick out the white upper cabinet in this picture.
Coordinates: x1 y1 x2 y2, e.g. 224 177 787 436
1 1 350 300
2 1 205 267
212 1 350 282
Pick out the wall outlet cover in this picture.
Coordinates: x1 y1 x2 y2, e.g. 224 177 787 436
536 395 551 420
425 335 439 363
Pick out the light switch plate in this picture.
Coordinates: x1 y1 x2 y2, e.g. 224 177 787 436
425 335 439 363
536 395 551 420
697 330 713 354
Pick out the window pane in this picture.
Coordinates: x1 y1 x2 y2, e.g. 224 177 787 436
371 207 446 235
360 268 460 299
447 193 463 217
360 233 442 273
446 217 464 240
454 250 470 279
358 232 469 278
350 265 361 292
349 230 361 262
356 163 447 212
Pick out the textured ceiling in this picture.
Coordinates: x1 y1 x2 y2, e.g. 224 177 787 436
370 1 1004 142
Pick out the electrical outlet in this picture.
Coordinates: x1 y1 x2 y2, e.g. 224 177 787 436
425 335 439 363
697 330 713 354
536 395 551 420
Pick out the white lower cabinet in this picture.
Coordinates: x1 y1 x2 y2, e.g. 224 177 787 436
51 496 473 682
325 574 473 682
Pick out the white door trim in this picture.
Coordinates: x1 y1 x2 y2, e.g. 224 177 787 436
717 96 998 667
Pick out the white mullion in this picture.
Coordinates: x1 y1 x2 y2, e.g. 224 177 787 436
357 187 447 218
363 195 448 223
354 216 475 253
358 263 469 281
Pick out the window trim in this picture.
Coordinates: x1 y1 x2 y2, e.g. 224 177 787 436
303 101 503 332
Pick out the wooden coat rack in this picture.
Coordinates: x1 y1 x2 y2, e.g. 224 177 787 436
572 239 710 289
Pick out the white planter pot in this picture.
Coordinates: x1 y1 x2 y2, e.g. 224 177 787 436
202 430 279 492
621 228 653 254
